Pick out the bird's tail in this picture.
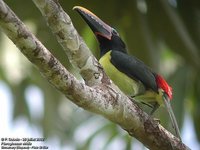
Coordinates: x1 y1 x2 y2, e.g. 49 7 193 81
163 94 182 141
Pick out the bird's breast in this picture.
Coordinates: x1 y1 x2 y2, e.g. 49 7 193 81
99 51 145 96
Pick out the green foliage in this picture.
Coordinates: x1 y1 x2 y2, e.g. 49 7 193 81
0 0 200 149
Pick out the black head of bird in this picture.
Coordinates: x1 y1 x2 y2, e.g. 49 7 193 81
73 6 127 56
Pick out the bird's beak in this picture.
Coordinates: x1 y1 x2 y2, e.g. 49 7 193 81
73 6 112 40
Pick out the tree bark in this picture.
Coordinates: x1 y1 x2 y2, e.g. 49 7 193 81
0 0 190 149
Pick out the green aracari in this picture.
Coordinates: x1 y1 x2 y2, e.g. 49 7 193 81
73 6 181 140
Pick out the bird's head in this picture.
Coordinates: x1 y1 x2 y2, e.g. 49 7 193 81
73 6 127 56
155 74 172 100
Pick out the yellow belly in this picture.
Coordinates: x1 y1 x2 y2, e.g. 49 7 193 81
99 51 144 96
99 51 163 105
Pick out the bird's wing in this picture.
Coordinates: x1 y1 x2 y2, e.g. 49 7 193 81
110 50 158 92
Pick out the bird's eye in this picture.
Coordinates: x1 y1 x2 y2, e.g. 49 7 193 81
112 28 119 36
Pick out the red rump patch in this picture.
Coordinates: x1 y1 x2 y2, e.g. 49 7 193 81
156 75 173 100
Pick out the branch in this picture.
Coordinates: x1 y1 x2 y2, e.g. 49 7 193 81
0 0 190 149
33 0 104 87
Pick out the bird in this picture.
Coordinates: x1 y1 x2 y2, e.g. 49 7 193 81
73 6 181 140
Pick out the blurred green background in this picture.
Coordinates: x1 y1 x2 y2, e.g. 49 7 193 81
0 0 200 149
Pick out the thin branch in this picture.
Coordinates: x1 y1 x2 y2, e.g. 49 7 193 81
0 0 190 149
33 0 104 87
